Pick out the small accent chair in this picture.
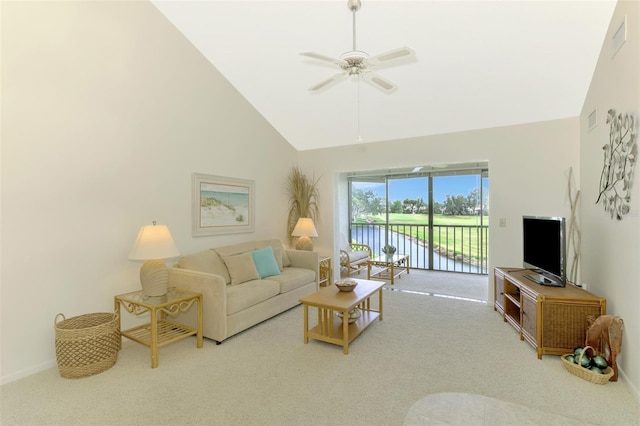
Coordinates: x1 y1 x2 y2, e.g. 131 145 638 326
339 234 372 277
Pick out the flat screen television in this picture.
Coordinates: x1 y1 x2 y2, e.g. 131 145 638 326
522 216 566 287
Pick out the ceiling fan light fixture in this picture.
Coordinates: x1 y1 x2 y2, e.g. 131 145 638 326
301 0 415 94
339 51 369 61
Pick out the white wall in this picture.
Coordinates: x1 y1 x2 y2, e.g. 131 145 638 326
580 0 639 398
1 1 297 383
298 118 580 299
2 0 638 401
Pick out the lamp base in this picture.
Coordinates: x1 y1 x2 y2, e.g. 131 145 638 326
140 259 169 296
295 236 314 251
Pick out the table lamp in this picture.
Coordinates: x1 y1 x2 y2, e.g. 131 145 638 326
128 222 180 296
291 217 318 251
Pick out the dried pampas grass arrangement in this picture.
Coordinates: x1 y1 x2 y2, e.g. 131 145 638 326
287 166 320 245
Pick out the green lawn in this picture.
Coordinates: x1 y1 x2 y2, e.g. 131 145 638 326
356 213 487 227
355 213 488 263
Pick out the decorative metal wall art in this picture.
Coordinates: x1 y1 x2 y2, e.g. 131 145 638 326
596 109 637 220
567 167 580 284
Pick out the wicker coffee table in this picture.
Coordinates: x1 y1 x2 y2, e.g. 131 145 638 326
299 278 384 354
367 254 410 284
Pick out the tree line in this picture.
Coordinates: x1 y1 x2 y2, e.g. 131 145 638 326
352 188 488 219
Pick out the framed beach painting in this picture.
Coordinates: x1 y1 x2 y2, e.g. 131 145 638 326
192 173 255 236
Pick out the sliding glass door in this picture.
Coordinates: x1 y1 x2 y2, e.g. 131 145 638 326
348 165 488 274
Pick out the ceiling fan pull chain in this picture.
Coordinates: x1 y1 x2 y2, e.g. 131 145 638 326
357 74 361 142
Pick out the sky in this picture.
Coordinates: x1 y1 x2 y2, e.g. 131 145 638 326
354 175 488 204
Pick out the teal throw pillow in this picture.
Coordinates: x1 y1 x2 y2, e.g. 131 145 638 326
252 246 281 278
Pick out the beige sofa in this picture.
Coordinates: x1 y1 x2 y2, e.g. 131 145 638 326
169 239 318 343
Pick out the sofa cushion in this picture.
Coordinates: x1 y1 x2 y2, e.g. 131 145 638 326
252 246 280 278
281 247 292 267
272 247 284 271
216 241 261 257
214 239 292 269
226 279 279 315
222 252 260 285
267 267 316 294
264 240 290 268
178 249 231 284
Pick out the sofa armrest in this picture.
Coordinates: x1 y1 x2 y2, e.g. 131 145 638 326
286 249 319 289
286 249 319 270
168 268 228 343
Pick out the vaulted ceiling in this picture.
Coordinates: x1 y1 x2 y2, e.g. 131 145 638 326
151 0 616 151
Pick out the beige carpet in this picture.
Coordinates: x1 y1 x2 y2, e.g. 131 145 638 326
1 282 638 425
404 392 593 425
365 268 488 302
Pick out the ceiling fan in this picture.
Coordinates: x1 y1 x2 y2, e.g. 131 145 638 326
300 0 415 94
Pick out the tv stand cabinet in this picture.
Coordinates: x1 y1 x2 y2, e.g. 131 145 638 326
494 267 606 359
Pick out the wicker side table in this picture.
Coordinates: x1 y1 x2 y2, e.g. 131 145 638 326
319 255 332 287
114 287 203 368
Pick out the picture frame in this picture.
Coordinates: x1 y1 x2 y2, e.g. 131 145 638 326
192 173 255 236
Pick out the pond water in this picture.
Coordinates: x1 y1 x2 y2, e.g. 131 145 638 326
352 226 486 274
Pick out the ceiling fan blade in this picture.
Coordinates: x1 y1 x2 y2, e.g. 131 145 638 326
367 46 415 68
300 51 348 67
361 71 397 93
309 72 348 92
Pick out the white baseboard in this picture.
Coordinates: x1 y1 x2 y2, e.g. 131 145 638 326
0 359 57 386
617 366 640 404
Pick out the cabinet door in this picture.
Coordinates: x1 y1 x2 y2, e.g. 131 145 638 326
521 289 537 346
494 270 505 314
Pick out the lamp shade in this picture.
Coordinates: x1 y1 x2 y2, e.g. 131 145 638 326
291 218 318 238
292 218 318 251
129 224 180 260
129 224 180 297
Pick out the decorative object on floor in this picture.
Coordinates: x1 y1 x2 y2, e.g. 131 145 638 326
287 166 320 246
54 312 120 379
291 217 318 251
596 109 637 220
336 307 361 324
129 222 180 296
381 244 396 258
561 346 614 385
300 0 415 94
585 314 624 381
192 173 255 236
566 167 580 284
335 279 358 292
